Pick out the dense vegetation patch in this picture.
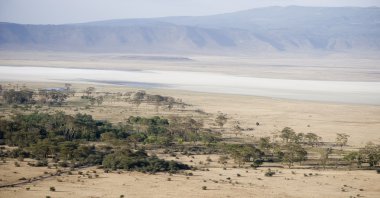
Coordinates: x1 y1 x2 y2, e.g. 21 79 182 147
102 149 190 173
0 111 215 172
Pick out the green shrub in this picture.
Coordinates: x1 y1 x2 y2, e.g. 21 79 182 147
58 161 68 167
102 149 190 173
10 148 30 158
35 160 48 167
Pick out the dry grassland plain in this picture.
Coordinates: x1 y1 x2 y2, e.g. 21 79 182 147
0 52 380 198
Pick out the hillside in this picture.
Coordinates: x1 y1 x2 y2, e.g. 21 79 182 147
0 6 379 54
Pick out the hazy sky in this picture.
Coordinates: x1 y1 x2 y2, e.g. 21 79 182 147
0 0 379 24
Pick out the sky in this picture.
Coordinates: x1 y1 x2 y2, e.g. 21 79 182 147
0 0 379 24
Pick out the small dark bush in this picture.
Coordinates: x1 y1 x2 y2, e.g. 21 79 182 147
202 186 207 190
264 169 275 177
35 160 48 167
10 148 30 158
49 186 56 192
58 161 68 167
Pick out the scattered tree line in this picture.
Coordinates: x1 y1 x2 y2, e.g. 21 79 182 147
128 90 188 111
2 88 70 106
344 142 380 168
0 84 192 113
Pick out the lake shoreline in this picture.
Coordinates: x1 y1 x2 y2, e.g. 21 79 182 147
1 65 380 105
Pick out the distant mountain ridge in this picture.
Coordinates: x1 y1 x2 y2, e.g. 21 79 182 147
1 6 379 54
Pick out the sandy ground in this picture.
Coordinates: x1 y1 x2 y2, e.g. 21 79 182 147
1 157 380 198
0 158 51 186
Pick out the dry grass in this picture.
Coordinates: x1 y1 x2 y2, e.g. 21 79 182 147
1 82 380 197
1 155 380 198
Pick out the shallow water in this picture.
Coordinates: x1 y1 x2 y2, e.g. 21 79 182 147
1 66 379 105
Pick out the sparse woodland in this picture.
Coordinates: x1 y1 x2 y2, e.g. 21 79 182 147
0 83 379 190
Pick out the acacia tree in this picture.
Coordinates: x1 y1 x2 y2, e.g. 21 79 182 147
319 148 332 169
147 95 164 112
344 143 380 168
232 121 243 137
31 140 58 159
279 127 307 144
47 91 68 106
344 151 363 168
59 141 79 160
359 142 380 167
89 97 96 106
215 112 228 128
279 127 296 143
131 91 145 109
85 87 96 97
96 96 104 106
305 133 321 147
225 144 263 167
258 137 272 155
167 116 204 143
336 133 350 149
282 143 307 168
